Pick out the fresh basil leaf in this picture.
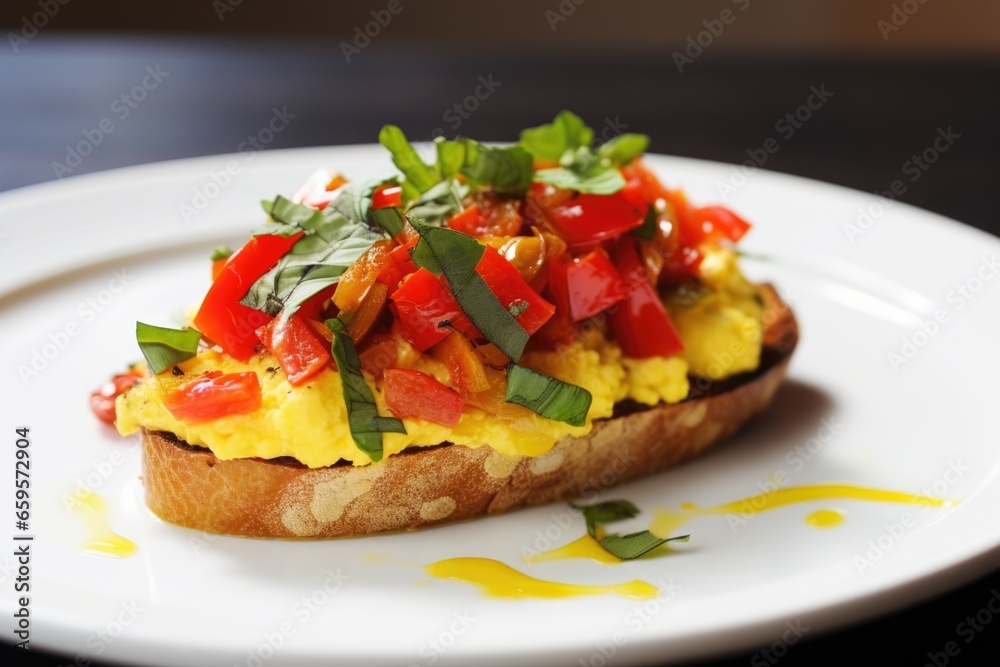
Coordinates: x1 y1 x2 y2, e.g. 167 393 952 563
241 189 383 318
504 363 592 427
135 322 201 375
597 133 650 166
209 245 234 261
254 196 319 237
378 125 440 194
571 500 640 538
406 179 465 228
598 531 690 560
325 318 406 462
369 207 405 237
518 111 595 161
632 205 658 241
459 141 533 196
410 240 443 276
533 165 626 195
435 139 466 179
264 196 324 226
409 222 529 360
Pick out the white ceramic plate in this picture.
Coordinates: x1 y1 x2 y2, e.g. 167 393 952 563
2 147 999 667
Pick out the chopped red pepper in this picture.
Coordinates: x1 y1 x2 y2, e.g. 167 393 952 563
390 268 464 351
377 237 419 292
530 182 645 250
371 184 403 210
475 245 555 335
445 205 485 236
383 368 464 428
682 206 752 245
90 372 143 425
164 372 262 422
193 233 302 361
255 313 331 386
609 240 684 359
563 247 629 322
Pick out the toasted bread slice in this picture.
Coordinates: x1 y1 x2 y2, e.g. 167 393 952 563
140 284 797 539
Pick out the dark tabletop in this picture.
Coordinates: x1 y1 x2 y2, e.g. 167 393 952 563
2 36 999 667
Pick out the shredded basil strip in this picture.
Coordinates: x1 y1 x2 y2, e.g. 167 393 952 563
241 191 384 319
409 222 529 361
435 139 465 179
599 532 690 560
533 165 625 195
379 125 441 194
369 207 405 237
571 500 640 538
596 133 650 166
406 179 465 228
135 322 201 375
571 498 690 559
209 245 234 261
518 110 595 162
459 140 533 196
325 318 406 462
632 205 658 241
504 363 592 427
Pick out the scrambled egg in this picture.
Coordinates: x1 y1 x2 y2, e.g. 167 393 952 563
666 248 763 379
116 250 762 468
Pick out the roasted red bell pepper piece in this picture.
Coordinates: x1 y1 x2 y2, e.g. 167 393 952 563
383 368 464 428
377 236 419 292
475 245 555 334
531 182 645 250
390 268 465 351
255 313 331 386
563 247 629 322
164 371 262 422
371 184 403 210
193 233 302 361
609 240 684 359
681 205 751 245
445 205 485 236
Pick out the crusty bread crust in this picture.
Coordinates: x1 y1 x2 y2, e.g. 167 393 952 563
140 284 797 539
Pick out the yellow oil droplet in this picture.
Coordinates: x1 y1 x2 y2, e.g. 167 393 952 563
805 509 845 529
425 557 657 599
525 535 622 565
651 483 954 538
73 491 137 558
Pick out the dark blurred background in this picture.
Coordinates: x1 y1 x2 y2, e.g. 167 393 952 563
2 1 999 666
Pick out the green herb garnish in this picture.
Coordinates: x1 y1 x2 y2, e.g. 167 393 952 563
458 140 533 197
572 499 690 560
504 363 592 427
209 245 234 261
632 205 658 241
572 499 639 538
406 179 465 228
135 322 201 375
518 111 649 195
325 318 406 462
241 191 384 318
599 531 690 560
409 222 529 361
378 125 440 195
518 110 594 161
597 133 650 166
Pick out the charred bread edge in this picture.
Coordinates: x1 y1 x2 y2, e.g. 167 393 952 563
140 284 797 538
